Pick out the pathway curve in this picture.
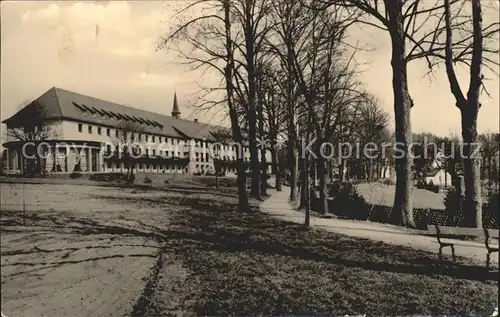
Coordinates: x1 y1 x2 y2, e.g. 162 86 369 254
260 189 498 267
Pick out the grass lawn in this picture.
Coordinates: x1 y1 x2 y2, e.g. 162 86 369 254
1 180 498 316
356 182 446 210
121 192 497 316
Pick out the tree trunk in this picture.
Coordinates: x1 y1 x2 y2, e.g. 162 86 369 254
286 47 298 202
304 150 310 227
461 106 482 228
444 168 448 189
339 157 345 182
441 0 483 228
318 158 328 214
316 136 329 215
270 143 282 191
298 156 307 209
243 6 261 201
387 1 415 228
258 104 267 197
312 160 317 187
224 0 249 212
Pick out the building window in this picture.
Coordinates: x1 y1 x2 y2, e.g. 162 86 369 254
115 129 119 137
138 134 142 141
152 149 156 156
97 127 102 135
145 135 149 142
107 128 111 136
78 124 83 133
146 149 149 156
88 125 92 134
152 135 156 142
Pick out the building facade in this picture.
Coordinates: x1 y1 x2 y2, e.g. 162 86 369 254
2 87 271 176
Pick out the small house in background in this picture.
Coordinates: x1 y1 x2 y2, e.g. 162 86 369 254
425 168 451 187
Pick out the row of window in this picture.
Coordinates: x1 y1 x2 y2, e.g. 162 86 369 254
78 123 192 145
73 102 163 128
104 145 249 162
77 123 249 152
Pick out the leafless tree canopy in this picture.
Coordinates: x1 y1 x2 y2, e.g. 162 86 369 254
7 100 57 142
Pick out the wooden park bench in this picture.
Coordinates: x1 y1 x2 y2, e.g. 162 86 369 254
427 225 499 270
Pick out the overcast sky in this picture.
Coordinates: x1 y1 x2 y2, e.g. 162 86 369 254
1 1 499 139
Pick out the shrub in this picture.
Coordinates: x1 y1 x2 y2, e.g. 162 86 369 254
416 179 426 189
89 173 124 182
193 172 202 176
70 172 82 179
143 176 152 184
444 187 499 228
125 173 135 184
328 182 369 220
381 178 393 185
484 192 499 229
427 183 440 193
164 179 170 185
443 187 456 210
444 186 466 226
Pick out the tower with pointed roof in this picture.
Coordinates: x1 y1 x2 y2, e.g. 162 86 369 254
171 91 181 119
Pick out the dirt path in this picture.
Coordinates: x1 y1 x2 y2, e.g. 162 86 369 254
0 183 176 317
261 189 498 267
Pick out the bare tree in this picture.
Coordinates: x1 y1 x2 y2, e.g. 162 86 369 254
436 0 499 227
114 121 144 182
309 0 471 227
353 96 391 181
6 100 58 176
159 0 250 211
258 64 288 192
282 4 362 214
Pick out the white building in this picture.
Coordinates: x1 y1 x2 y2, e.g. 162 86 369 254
425 168 451 187
2 87 271 176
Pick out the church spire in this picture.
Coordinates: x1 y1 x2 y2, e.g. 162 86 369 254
171 91 181 119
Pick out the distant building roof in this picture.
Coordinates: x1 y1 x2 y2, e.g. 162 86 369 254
2 87 230 142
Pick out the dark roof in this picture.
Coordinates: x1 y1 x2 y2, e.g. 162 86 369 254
3 87 229 141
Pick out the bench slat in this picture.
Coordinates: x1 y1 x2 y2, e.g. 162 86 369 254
427 225 499 238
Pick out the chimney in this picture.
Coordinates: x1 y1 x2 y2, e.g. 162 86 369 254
194 118 198 123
